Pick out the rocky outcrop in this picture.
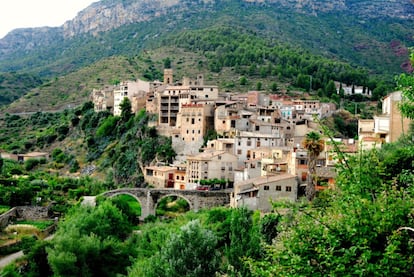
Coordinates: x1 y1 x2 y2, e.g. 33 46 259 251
0 0 413 65
0 27 63 56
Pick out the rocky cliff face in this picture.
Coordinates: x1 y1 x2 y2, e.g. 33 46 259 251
62 0 182 37
61 0 414 38
0 0 413 61
0 27 63 55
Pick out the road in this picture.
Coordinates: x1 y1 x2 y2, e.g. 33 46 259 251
0 251 23 270
0 234 54 271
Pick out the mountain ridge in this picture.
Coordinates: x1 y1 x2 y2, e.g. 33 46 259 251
0 0 414 112
1 0 414 58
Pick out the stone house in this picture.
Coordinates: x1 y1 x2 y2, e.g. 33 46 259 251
144 165 176 189
234 131 286 165
373 91 411 143
0 151 49 162
177 103 214 143
232 173 298 212
186 150 237 187
214 101 243 137
91 86 114 113
113 80 150 116
173 164 187 190
204 138 235 154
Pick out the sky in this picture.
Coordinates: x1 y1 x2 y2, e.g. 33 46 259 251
0 0 97 39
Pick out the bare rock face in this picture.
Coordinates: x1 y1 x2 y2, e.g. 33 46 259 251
0 0 413 58
59 0 414 38
0 27 63 55
63 0 180 37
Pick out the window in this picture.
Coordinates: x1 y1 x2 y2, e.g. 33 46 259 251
301 172 307 182
264 186 269 190
237 149 242 155
191 118 195 124
276 186 281 191
286 186 292 192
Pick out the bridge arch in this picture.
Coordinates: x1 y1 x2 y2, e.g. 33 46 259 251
154 194 193 215
101 188 230 220
106 192 143 216
106 191 142 206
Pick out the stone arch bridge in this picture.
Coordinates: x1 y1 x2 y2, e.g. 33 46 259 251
101 188 231 220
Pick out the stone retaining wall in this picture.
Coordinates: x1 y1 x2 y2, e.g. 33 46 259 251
0 208 17 229
0 206 51 229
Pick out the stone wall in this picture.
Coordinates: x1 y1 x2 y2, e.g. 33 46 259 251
15 206 50 220
0 208 17 229
0 206 51 229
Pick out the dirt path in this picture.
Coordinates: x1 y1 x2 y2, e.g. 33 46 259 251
0 234 54 271
0 251 23 270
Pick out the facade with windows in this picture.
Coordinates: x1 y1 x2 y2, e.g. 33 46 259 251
186 150 237 186
232 173 298 211
178 103 214 143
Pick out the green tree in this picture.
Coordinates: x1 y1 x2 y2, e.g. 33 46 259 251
47 201 133 276
396 75 414 119
140 220 220 277
226 208 262 276
164 57 172 69
302 131 324 201
120 97 132 122
248 141 414 277
325 80 337 98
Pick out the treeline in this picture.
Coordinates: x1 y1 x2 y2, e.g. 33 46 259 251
166 27 392 100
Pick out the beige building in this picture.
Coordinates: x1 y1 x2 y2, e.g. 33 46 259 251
186 150 238 186
1 151 49 162
173 164 187 190
232 173 298 212
204 138 235 154
91 86 114 113
113 80 150 116
374 91 411 143
144 166 176 189
358 91 411 149
214 102 242 137
177 104 214 143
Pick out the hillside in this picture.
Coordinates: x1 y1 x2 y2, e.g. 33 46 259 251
0 0 413 76
0 0 413 112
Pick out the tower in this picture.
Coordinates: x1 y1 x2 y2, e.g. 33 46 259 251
164 69 173 85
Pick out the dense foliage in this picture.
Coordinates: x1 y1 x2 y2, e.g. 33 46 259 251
2 132 414 276
0 101 175 186
0 72 43 107
247 136 414 276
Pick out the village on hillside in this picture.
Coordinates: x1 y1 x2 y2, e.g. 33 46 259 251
88 69 411 212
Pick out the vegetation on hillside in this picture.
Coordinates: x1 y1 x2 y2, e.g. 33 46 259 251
0 101 175 186
1 0 409 112
0 72 43 107
2 132 413 276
